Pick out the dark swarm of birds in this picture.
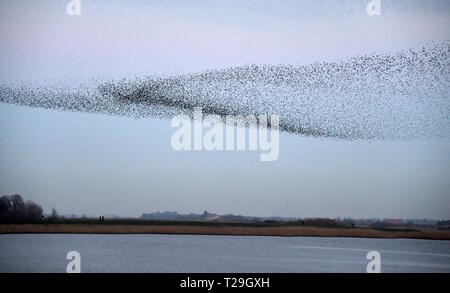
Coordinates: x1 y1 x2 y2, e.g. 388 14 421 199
1 42 449 140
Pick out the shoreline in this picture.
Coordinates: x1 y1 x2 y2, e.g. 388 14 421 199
1 224 449 240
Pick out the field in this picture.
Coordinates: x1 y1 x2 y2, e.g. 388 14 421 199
1 219 449 240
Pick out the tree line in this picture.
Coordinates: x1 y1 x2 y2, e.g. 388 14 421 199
0 194 43 222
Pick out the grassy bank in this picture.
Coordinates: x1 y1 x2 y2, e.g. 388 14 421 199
1 222 449 240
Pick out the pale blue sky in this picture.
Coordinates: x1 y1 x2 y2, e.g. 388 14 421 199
0 0 449 218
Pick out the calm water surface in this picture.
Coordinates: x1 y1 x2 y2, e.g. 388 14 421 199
0 234 449 273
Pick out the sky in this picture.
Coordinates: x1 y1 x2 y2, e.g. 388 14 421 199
0 0 449 219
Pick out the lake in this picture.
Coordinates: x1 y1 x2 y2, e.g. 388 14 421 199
0 234 449 273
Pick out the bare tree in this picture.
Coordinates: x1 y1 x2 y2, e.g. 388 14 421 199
25 200 43 221
0 195 12 219
49 207 59 219
10 194 25 219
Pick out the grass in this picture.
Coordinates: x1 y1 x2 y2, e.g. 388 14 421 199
0 218 349 228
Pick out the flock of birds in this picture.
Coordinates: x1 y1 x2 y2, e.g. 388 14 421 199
1 41 449 140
